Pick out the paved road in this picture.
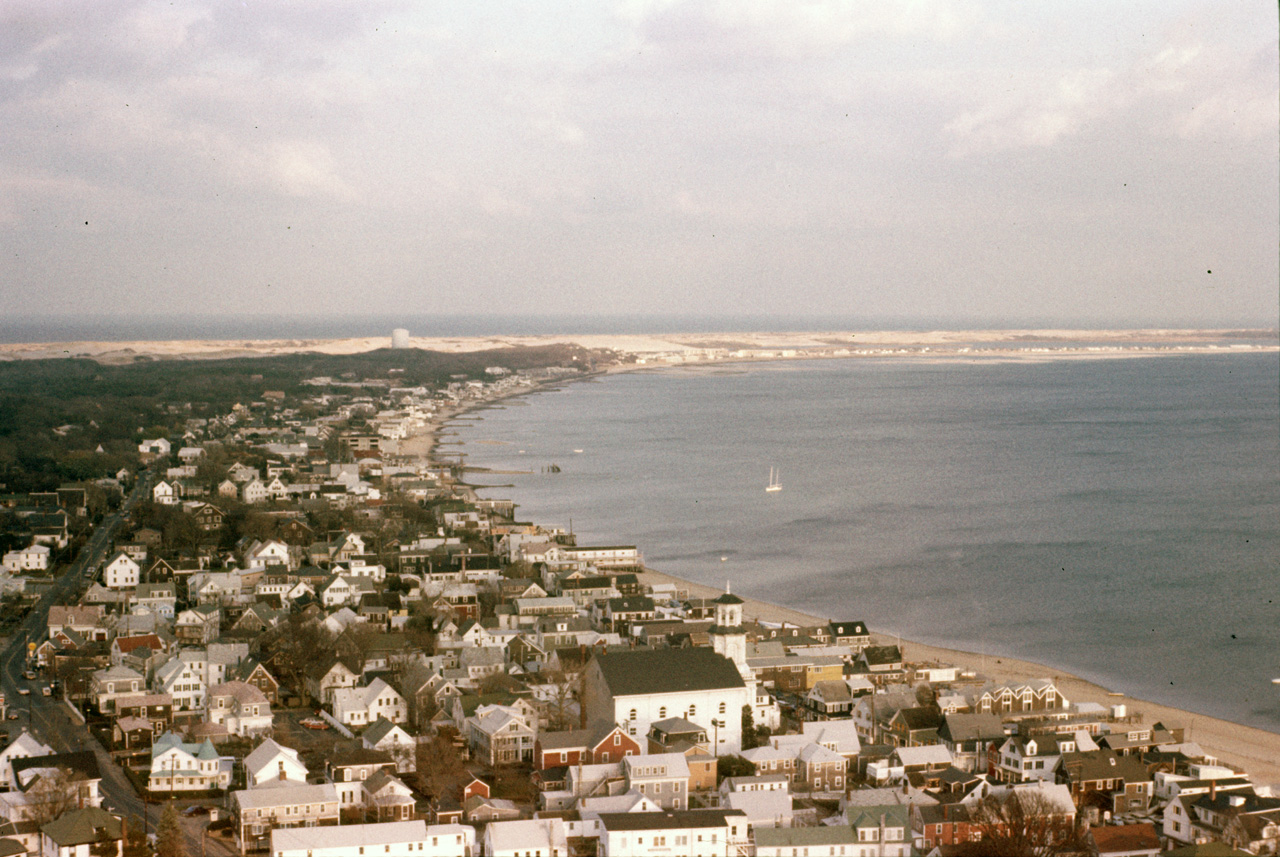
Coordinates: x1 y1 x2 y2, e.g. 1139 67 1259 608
0 467 239 855
0 469 156 824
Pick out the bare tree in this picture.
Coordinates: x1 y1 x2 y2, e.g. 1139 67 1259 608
384 650 419 695
23 767 82 827
336 622 379 674
958 790 1087 857
541 669 577 733
416 728 466 802
263 613 336 705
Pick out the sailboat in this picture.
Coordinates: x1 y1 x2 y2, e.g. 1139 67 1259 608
765 467 782 493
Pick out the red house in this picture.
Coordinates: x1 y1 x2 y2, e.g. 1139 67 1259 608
915 803 977 850
461 776 490 802
534 723 640 770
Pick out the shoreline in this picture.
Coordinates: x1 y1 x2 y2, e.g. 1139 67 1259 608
628 569 1280 785
419 355 1280 786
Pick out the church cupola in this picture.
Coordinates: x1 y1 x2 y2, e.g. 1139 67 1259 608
709 581 748 672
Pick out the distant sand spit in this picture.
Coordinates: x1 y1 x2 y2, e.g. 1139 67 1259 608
0 329 1274 364
413 348 1280 787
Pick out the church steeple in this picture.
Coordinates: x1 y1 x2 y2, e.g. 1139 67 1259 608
711 580 744 632
710 581 747 673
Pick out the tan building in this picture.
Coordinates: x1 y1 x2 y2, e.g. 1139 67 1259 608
233 783 340 854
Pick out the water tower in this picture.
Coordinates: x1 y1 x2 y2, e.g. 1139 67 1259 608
391 328 410 349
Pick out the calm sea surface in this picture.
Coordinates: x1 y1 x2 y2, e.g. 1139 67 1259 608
456 353 1280 732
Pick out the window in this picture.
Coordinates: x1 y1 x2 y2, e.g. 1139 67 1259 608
629 709 637 721
688 705 696 717
659 707 667 718
719 702 726 715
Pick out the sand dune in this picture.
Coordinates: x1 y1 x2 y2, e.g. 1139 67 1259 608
0 328 1274 364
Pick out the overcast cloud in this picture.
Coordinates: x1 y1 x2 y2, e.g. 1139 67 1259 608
1 0 1276 328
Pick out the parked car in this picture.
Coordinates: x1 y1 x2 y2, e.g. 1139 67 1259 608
22 671 36 680
41 686 51 696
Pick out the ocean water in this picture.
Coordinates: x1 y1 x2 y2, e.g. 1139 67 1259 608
0 313 982 344
455 352 1280 733
3 314 1272 345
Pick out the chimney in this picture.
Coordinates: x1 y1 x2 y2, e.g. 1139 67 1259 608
1210 780 1217 801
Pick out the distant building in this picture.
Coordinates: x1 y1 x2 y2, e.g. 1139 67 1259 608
391 328 410 349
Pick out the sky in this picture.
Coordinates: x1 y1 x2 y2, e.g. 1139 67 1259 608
1 0 1277 331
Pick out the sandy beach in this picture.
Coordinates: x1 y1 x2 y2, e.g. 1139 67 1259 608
389 333 1280 786
629 564 1280 784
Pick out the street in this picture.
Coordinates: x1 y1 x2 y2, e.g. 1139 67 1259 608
0 470 156 826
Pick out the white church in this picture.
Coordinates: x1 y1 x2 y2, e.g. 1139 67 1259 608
581 584 780 754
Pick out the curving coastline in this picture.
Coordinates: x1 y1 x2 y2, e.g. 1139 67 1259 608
6 326 1275 779
419 338 1280 785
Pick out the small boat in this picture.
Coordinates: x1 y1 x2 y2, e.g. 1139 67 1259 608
765 467 782 493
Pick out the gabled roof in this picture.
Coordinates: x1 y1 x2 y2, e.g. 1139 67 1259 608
939 712 1006 743
538 730 592 751
363 717 409 746
848 804 911 830
649 717 705 737
40 807 121 847
328 746 393 770
756 826 857 848
861 645 903 665
598 809 745 831
112 634 164 655
363 768 411 796
209 680 269 705
891 744 952 767
809 680 852 702
1091 823 1162 855
234 782 337 810
592 648 745 697
12 751 101 788
894 706 944 732
607 595 655 612
244 738 304 779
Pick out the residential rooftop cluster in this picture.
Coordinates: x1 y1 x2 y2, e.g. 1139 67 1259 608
0 361 1273 857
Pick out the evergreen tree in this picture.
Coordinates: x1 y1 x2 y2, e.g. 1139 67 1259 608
741 704 759 750
121 815 150 857
155 802 187 857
